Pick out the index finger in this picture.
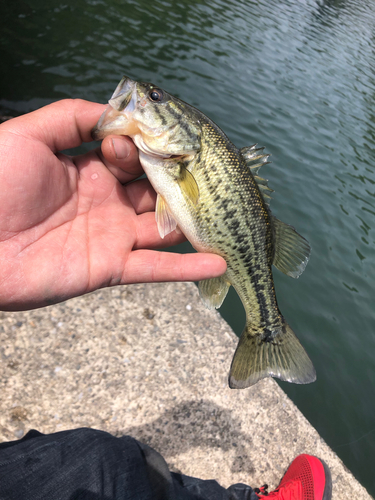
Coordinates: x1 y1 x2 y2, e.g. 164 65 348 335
4 99 106 152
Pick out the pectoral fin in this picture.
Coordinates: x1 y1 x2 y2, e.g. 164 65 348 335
198 276 230 310
177 167 199 205
272 216 311 278
156 194 178 239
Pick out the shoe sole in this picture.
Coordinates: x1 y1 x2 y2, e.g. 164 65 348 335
320 458 333 500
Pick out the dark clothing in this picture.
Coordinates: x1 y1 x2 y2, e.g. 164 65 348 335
0 428 258 500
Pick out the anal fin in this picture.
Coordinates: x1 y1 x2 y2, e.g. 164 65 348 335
198 276 230 311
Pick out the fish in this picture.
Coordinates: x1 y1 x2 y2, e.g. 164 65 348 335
92 76 316 389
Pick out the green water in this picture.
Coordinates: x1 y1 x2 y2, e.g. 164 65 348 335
1 0 375 493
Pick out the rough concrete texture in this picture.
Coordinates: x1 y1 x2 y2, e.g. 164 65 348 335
0 282 372 499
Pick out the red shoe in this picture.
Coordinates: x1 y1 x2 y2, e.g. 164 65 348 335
254 454 332 500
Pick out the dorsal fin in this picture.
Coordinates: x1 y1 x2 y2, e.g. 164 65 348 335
241 144 271 173
240 145 273 205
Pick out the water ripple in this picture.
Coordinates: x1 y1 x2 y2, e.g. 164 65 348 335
1 0 375 493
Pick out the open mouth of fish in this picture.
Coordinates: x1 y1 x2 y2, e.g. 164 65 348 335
92 77 180 160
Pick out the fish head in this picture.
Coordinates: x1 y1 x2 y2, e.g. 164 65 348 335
92 76 201 158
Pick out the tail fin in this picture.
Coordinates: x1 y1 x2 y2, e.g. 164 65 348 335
228 321 316 389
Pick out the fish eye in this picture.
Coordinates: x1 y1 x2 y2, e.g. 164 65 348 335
149 89 163 102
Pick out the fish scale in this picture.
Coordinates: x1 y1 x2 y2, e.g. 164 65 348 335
191 120 279 331
92 76 316 389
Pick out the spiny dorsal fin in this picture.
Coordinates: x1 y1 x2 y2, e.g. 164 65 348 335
240 145 273 205
198 276 231 310
155 194 178 239
272 216 311 278
241 145 271 174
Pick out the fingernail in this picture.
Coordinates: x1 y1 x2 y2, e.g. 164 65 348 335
112 138 131 160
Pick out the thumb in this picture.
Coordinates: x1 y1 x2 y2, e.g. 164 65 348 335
99 135 143 184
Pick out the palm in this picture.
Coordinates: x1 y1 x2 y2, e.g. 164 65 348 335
0 99 225 311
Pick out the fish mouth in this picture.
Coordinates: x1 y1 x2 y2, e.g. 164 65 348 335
109 76 135 111
91 76 140 140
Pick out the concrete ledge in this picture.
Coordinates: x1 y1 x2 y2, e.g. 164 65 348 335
0 282 372 499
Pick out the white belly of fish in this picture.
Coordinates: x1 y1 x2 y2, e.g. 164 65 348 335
138 150 205 248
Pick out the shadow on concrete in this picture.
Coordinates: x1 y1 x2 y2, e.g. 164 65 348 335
119 399 256 475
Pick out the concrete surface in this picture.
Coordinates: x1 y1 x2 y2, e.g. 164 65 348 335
0 282 372 499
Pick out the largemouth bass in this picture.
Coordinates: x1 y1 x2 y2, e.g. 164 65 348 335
92 76 316 389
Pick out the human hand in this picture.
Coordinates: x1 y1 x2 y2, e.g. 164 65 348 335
0 99 226 311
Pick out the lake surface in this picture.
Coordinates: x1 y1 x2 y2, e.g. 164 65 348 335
1 0 375 494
